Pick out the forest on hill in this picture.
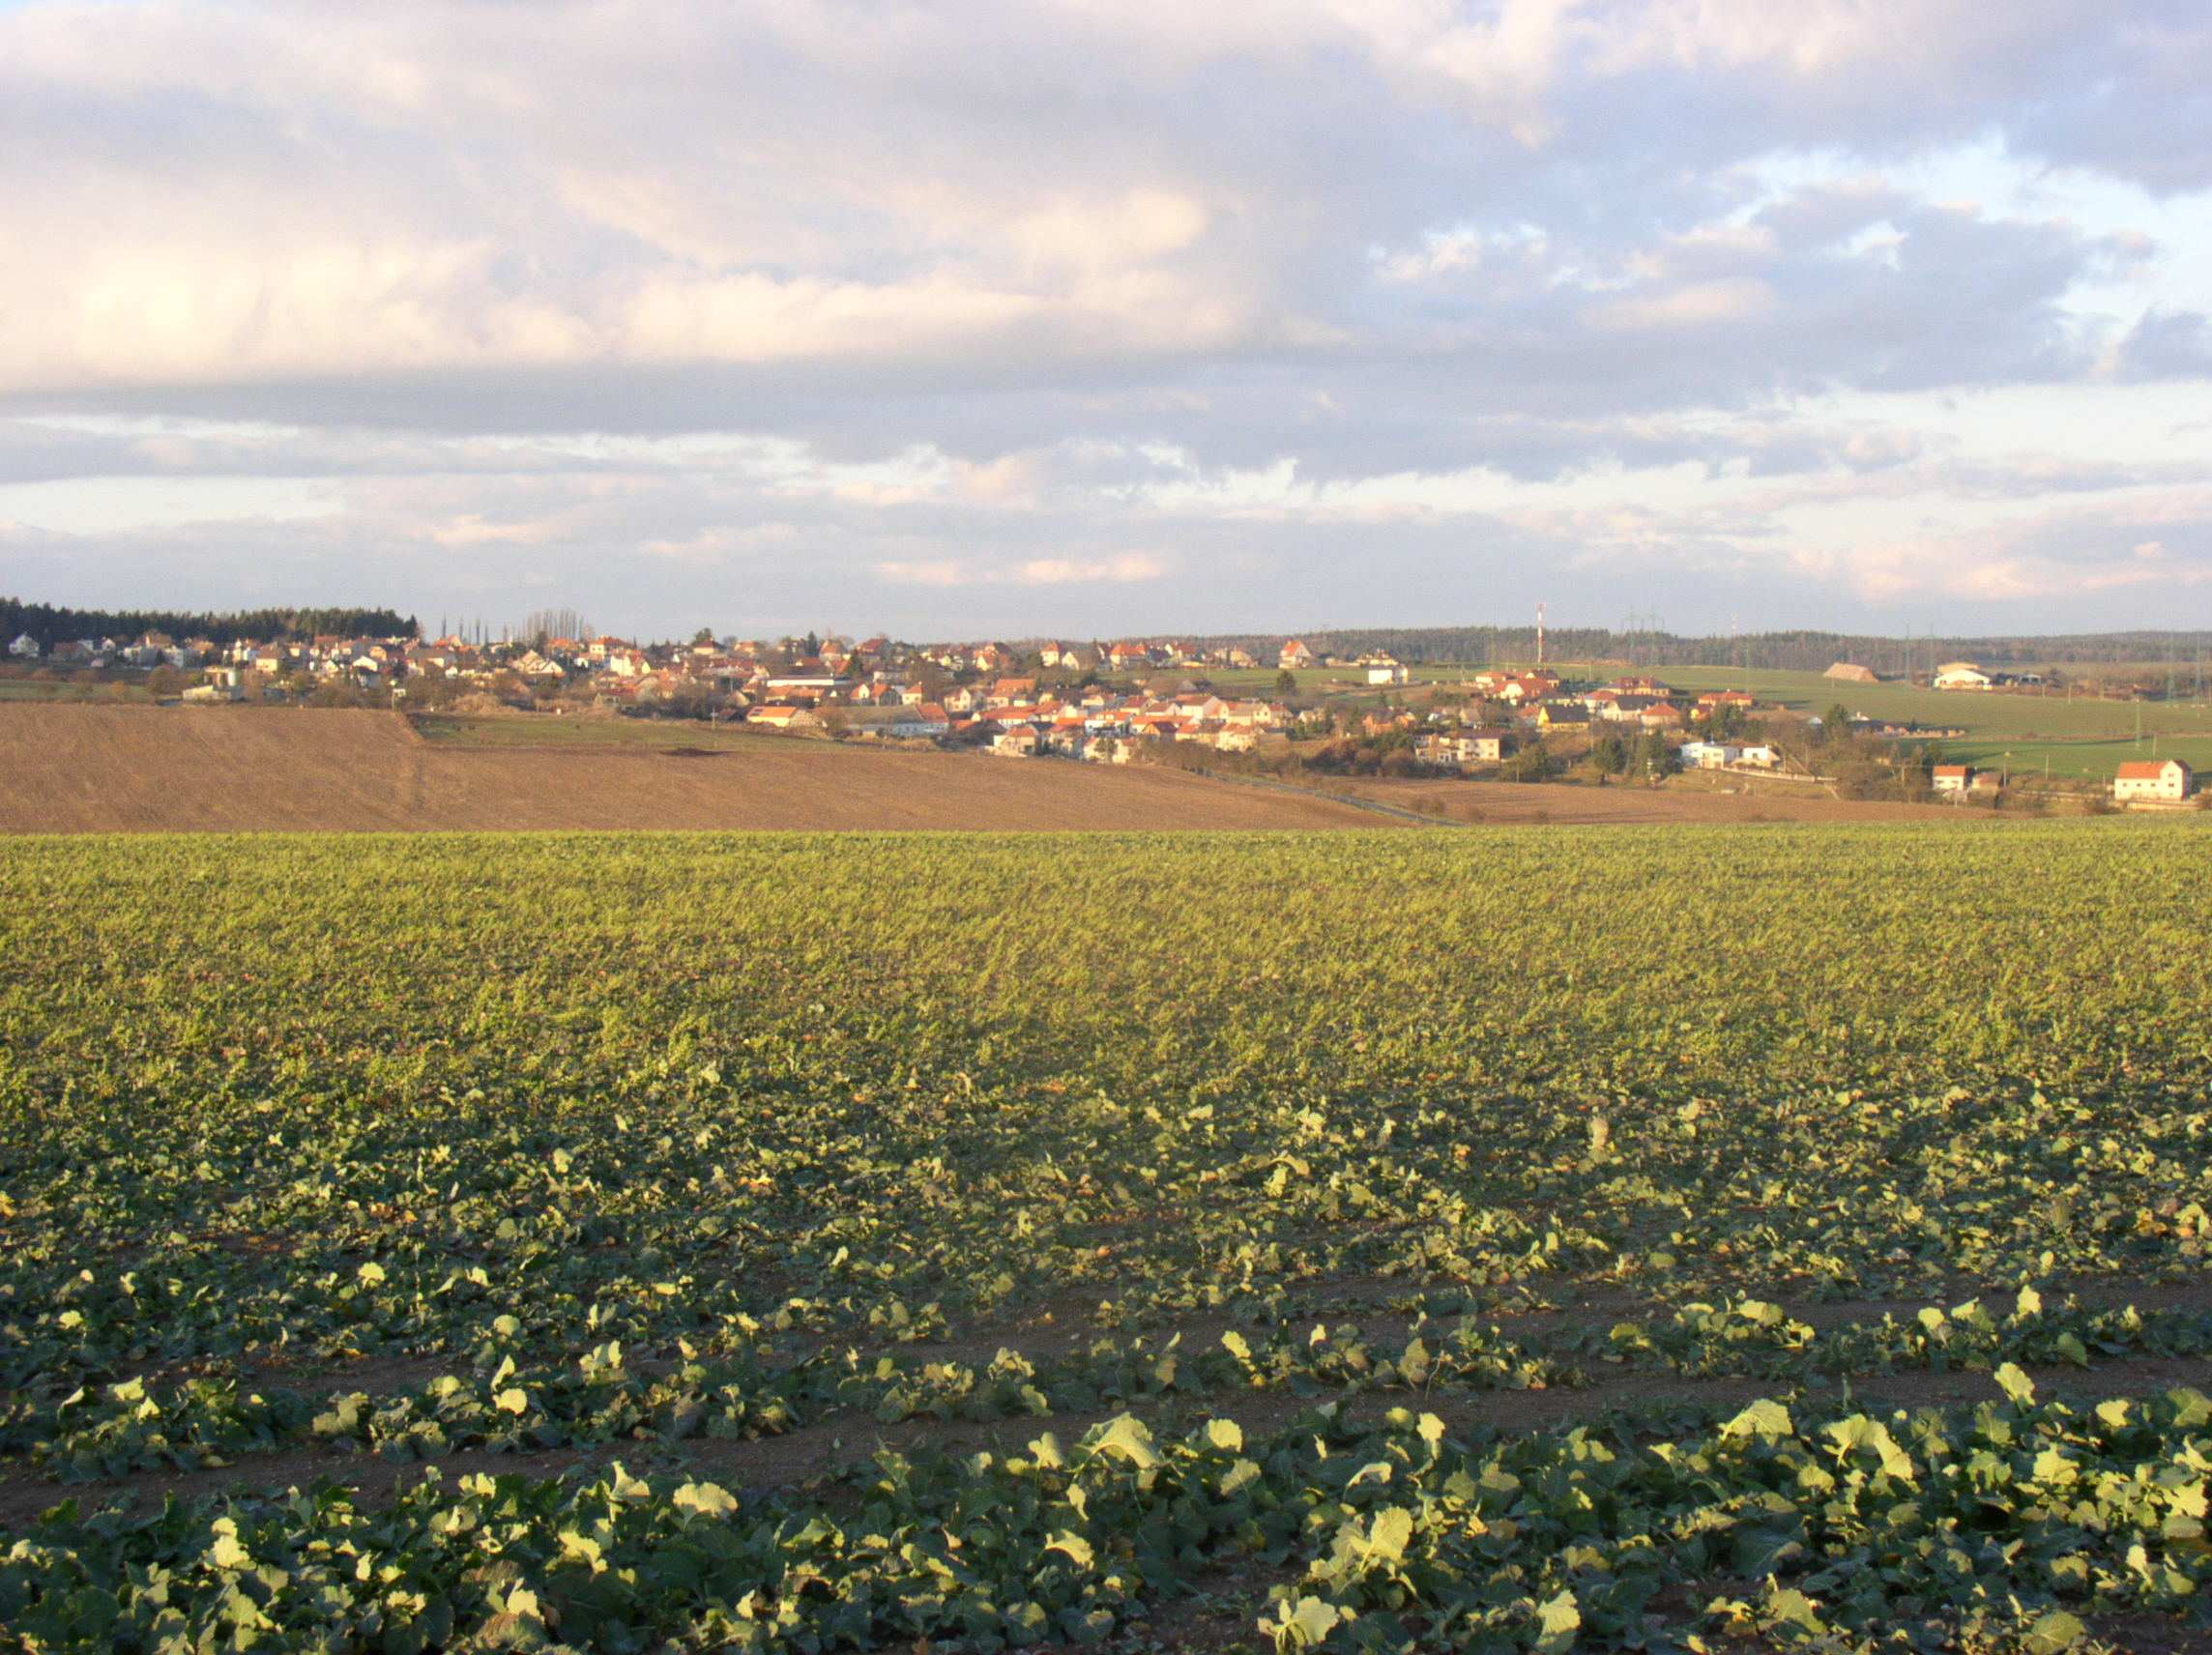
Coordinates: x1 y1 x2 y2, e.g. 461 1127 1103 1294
0 597 419 649
1193 624 2211 672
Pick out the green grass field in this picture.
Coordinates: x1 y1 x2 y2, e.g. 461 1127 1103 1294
1937 733 2212 781
1263 657 2212 782
1642 664 2212 739
1208 658 2211 746
1199 665 1467 695
1632 667 2212 782
5 825 2212 1650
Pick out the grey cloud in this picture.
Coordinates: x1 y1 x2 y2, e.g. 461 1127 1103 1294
2113 310 2212 380
3 1 2210 630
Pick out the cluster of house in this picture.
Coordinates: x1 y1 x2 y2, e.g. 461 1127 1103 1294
3 624 1323 758
1929 758 2196 802
927 637 1410 681
10 629 242 670
808 663 1788 769
746 672 1301 761
1444 672 1783 766
9 626 550 692
1459 670 1756 732
8 626 1379 700
13 623 1819 775
1377 672 1785 773
1930 764 2002 797
924 638 1244 676
8 627 911 706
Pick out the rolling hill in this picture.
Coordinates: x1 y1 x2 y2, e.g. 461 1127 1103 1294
0 707 1402 833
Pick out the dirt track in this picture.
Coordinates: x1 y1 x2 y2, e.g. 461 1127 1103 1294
0 706 1405 833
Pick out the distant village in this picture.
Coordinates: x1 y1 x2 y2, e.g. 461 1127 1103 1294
3 625 2197 804
0 624 1766 768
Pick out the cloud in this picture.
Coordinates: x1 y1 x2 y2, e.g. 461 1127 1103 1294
427 515 563 549
1586 277 1778 331
0 0 2208 632
2110 309 2212 380
878 550 1170 587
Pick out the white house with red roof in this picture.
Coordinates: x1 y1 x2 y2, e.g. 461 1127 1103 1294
2114 759 2194 801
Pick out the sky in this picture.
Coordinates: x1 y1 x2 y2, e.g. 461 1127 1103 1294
2 1 2210 641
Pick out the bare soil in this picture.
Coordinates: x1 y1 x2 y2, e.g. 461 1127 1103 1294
0 707 1403 833
1332 775 1982 825
11 1285 2208 1529
11 1350 2202 1532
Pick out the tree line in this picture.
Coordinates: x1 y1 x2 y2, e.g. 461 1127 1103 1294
0 598 419 650
1192 625 2210 673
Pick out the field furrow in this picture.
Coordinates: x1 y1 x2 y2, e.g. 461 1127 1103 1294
5 824 2212 1651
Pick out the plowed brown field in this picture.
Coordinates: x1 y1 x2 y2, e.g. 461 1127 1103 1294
1331 773 1979 823
0 706 1400 832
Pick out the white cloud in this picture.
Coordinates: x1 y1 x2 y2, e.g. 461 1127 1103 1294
878 550 1170 586
1 0 2209 631
1586 277 1778 331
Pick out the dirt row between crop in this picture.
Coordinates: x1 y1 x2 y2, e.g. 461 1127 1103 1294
6 1351 2205 1532
8 1292 2210 1530
159 1267 2212 1402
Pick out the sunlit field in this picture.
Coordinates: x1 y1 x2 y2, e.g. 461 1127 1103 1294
4 825 2210 1651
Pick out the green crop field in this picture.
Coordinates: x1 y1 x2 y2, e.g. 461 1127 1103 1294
1937 734 2212 783
1646 666 2212 740
5 826 2212 1652
1517 661 2212 744
1411 659 2212 782
1198 666 1468 695
1205 659 2212 776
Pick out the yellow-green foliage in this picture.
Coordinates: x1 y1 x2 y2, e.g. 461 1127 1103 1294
3 823 2211 1651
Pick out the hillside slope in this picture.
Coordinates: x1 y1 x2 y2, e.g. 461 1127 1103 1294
0 706 1400 832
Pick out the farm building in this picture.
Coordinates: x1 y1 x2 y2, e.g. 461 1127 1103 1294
2114 759 2195 802
1823 661 1877 682
1107 642 1155 672
181 668 247 705
1934 661 1994 691
1495 675 1555 705
1415 729 1515 769
888 705 949 738
1932 764 1974 794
